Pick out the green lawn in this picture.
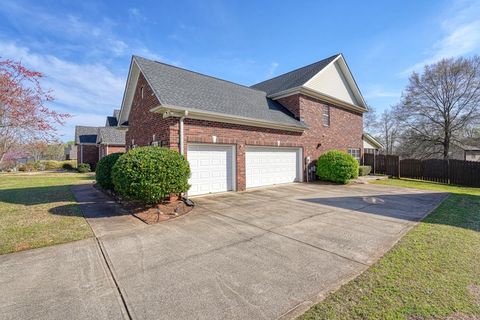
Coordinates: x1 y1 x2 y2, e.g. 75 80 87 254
0 172 94 254
300 178 480 320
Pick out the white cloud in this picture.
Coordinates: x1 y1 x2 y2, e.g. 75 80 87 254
402 0 480 75
267 62 279 77
0 41 125 140
128 8 146 22
364 85 400 99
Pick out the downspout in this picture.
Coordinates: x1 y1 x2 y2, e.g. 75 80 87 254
179 110 188 155
179 110 189 200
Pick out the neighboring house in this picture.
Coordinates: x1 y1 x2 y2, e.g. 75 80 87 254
75 109 126 169
363 133 384 155
118 54 368 196
64 145 77 160
450 143 480 162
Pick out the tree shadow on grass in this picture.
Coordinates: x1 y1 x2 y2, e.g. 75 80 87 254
299 192 480 232
0 185 76 206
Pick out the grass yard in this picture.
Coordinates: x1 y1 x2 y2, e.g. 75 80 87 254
300 178 480 320
0 172 94 254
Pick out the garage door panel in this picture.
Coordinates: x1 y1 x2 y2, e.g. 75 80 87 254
246 147 301 189
188 145 234 196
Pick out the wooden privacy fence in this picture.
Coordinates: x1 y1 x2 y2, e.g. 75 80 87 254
363 154 400 177
363 154 480 187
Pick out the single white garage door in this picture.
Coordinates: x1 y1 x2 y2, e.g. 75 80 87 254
246 146 302 188
187 144 235 196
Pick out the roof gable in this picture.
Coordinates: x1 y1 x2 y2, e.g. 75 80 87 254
75 126 98 144
251 55 339 95
252 54 367 111
119 56 306 130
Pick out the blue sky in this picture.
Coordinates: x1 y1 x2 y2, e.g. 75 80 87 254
1 0 480 141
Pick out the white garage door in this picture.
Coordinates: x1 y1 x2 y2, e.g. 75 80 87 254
187 144 235 196
246 147 302 188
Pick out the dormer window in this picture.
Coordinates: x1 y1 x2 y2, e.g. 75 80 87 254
322 105 330 126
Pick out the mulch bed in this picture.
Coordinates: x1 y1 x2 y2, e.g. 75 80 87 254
128 201 193 224
94 184 194 224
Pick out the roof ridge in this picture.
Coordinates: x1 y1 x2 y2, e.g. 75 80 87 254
133 55 267 94
251 53 341 87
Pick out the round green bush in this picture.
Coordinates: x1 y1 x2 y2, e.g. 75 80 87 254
95 153 124 190
77 163 91 173
112 147 191 204
316 150 359 184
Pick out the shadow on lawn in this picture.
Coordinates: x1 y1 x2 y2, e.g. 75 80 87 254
0 185 77 206
300 192 480 232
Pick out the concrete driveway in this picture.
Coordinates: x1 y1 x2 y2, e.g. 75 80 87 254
0 182 447 320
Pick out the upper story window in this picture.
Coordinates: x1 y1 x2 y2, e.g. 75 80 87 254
322 105 330 126
348 148 361 162
140 86 144 99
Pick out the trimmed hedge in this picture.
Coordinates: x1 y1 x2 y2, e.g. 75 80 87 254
359 165 372 176
316 150 359 184
95 153 124 190
77 163 91 173
112 147 190 204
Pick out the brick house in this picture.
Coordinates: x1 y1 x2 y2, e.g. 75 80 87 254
75 109 126 169
117 54 368 196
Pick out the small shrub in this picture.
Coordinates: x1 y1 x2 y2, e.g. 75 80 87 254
77 163 91 173
316 150 359 184
95 153 124 190
112 147 190 204
359 165 372 176
40 160 62 170
62 162 74 170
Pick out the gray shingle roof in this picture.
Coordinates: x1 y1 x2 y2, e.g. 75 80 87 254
97 127 126 145
105 116 118 127
75 126 98 144
134 56 306 128
251 54 340 95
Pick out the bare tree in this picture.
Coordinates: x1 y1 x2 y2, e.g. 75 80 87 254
378 107 401 154
363 105 378 134
398 56 480 159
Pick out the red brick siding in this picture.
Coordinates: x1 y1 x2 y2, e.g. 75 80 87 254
277 95 301 120
98 145 126 160
125 73 175 149
77 144 99 169
127 73 363 192
106 146 126 155
171 119 304 190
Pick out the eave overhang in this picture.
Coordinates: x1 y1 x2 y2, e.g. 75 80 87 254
150 104 307 133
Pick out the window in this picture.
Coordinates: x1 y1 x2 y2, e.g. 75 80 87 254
322 105 330 126
348 148 361 162
140 86 144 99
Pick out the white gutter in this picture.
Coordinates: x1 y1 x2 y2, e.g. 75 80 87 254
179 110 188 155
151 105 306 132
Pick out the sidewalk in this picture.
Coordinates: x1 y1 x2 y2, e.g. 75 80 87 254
71 184 145 238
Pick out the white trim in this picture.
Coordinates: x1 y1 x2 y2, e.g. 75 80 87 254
80 144 83 163
151 105 306 132
303 54 367 109
269 86 367 113
363 133 384 149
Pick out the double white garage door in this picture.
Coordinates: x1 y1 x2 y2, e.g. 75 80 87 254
188 144 302 196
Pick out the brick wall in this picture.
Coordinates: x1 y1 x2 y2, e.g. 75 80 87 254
127 74 363 192
125 73 176 149
77 144 99 169
98 145 126 160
